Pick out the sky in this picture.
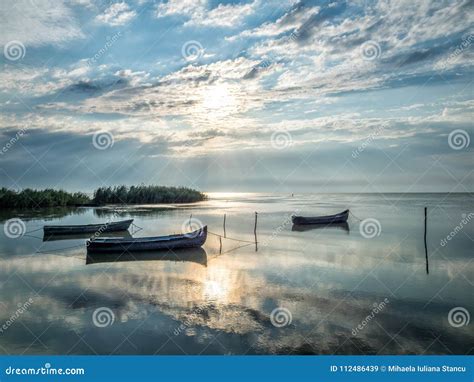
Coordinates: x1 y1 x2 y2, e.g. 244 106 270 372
0 0 472 193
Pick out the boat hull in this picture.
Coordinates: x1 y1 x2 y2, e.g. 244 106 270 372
43 219 133 235
86 226 207 253
292 210 349 225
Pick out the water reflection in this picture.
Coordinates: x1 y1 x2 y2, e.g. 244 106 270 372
0 207 87 224
86 248 207 267
43 230 133 242
94 206 180 219
0 193 472 355
291 222 350 233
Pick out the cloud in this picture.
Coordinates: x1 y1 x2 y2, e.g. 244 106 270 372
96 2 137 26
0 0 83 46
227 3 320 41
187 1 256 27
155 0 205 18
242 0 473 100
0 1 472 191
3 93 472 159
0 59 116 97
155 0 258 27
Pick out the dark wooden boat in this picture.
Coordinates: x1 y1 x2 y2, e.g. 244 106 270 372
43 219 133 235
43 230 132 242
86 226 207 253
292 210 349 225
292 222 349 232
86 248 207 266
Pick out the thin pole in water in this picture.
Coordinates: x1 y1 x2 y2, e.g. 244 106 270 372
424 207 429 274
254 212 258 252
254 212 258 234
219 235 222 254
223 213 226 238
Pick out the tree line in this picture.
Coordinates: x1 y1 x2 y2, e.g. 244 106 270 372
0 188 90 208
0 185 206 208
92 185 206 204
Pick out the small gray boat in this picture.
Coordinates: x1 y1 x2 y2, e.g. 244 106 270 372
43 219 133 235
292 210 349 225
86 226 207 253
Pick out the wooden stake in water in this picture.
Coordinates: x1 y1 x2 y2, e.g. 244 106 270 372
254 212 258 234
223 213 226 238
424 207 429 274
219 235 222 254
254 212 258 252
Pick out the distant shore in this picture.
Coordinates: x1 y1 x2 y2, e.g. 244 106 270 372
0 186 206 209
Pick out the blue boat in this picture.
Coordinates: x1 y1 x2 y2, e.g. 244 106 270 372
87 226 207 253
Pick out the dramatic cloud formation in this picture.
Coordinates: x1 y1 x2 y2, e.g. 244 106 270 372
0 0 472 191
0 0 84 46
155 0 262 27
96 2 137 26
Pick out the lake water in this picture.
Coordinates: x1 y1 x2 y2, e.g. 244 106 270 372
0 193 472 355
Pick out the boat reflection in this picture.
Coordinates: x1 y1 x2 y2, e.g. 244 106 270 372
86 247 208 267
94 207 170 218
43 230 132 242
291 222 349 233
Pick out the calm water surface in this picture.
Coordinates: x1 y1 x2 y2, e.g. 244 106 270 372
0 193 472 355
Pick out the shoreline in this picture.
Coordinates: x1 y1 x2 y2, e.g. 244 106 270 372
0 186 207 209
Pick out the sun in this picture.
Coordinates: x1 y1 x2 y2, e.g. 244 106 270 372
201 83 238 115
